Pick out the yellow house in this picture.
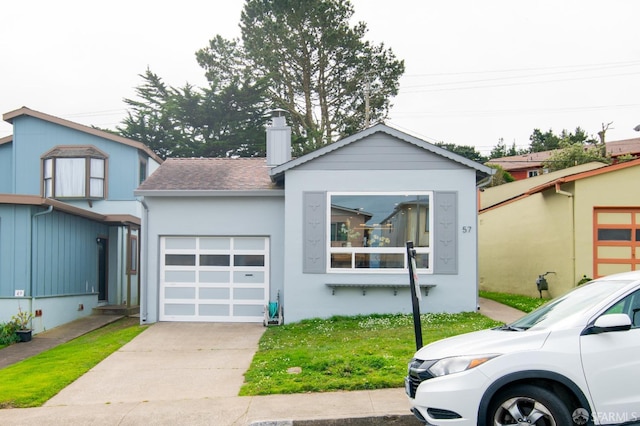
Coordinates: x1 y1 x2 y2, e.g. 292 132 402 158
479 159 640 298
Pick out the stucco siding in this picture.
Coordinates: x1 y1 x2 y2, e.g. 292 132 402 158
140 195 285 324
573 165 640 278
479 189 574 298
283 168 480 323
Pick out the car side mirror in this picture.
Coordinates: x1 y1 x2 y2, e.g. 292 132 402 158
582 313 632 335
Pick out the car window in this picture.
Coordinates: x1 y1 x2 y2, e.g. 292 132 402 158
603 289 640 328
510 280 633 330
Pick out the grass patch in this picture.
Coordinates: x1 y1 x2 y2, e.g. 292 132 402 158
0 317 145 408
480 291 549 313
240 312 500 396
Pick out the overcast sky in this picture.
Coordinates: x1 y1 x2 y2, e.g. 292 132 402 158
2 0 639 155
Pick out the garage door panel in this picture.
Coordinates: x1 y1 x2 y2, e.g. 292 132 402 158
234 238 266 250
233 304 264 317
234 271 265 283
200 237 231 250
200 254 230 266
165 270 196 282
160 236 268 322
199 287 230 298
165 238 197 250
594 208 640 278
199 304 230 316
165 287 196 299
165 304 196 316
234 254 265 266
199 271 230 282
234 288 265 300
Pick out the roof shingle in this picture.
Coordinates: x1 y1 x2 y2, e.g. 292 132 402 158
137 157 278 191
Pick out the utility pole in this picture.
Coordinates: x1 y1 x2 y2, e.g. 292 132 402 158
364 77 371 129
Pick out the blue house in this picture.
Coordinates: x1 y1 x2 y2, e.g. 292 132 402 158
0 107 162 333
135 114 493 324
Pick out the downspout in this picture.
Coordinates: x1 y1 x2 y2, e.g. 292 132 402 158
30 205 54 319
555 182 575 287
139 199 149 323
126 225 131 309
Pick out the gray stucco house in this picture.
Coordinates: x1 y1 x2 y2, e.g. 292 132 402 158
135 115 493 324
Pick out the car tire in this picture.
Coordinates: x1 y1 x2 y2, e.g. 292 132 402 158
488 384 573 426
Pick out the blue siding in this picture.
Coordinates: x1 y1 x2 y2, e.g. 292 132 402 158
11 115 141 199
0 143 13 192
32 209 108 296
0 205 107 298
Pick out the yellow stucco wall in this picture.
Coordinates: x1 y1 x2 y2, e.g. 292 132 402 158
479 162 640 299
479 188 574 298
573 165 640 278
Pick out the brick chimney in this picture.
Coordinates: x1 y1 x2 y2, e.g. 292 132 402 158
266 109 291 167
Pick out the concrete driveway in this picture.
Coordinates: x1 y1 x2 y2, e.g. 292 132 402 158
0 322 415 425
45 322 265 406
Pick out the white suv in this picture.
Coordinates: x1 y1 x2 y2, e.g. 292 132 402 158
406 270 640 426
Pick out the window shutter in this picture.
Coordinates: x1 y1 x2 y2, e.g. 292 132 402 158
303 191 326 273
433 191 458 274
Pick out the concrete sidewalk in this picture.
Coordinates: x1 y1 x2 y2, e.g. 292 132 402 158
0 299 524 425
0 314 126 369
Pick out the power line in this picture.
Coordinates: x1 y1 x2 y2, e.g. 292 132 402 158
401 60 640 78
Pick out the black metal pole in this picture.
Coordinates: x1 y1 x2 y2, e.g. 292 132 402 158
406 241 423 350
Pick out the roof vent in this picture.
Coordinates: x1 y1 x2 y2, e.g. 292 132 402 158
266 109 292 167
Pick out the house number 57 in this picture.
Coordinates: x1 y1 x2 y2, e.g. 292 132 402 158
462 226 472 233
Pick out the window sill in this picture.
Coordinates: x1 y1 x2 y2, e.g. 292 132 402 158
325 283 436 296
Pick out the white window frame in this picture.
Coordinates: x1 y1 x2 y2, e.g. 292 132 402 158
326 191 433 274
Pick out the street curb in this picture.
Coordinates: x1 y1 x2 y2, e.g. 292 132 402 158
250 414 421 425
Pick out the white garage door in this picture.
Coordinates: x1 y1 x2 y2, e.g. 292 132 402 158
160 236 269 322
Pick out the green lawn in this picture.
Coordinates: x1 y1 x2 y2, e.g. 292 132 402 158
0 317 146 408
240 312 500 396
479 290 549 313
1 297 525 406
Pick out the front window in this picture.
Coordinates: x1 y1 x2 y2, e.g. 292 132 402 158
328 192 432 272
42 146 107 199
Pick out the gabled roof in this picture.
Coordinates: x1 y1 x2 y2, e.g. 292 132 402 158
269 123 494 183
3 107 163 164
135 157 282 196
0 135 11 146
487 137 640 171
480 158 640 212
486 151 553 171
0 194 140 226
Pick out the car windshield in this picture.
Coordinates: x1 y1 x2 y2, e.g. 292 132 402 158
508 279 633 330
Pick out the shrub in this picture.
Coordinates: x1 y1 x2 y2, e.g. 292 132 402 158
0 320 19 346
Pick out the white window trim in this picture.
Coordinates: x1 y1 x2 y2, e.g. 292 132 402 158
326 191 433 274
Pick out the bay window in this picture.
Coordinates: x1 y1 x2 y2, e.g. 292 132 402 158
328 192 432 272
42 146 107 199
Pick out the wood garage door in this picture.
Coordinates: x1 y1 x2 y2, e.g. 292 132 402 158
160 236 269 322
594 208 640 278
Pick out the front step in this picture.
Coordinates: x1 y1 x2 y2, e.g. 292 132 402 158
93 305 140 316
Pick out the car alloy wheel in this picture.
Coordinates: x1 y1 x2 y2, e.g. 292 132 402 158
489 384 573 426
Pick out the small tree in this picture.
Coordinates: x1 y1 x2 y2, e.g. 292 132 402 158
435 142 487 163
542 141 610 172
486 164 515 187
